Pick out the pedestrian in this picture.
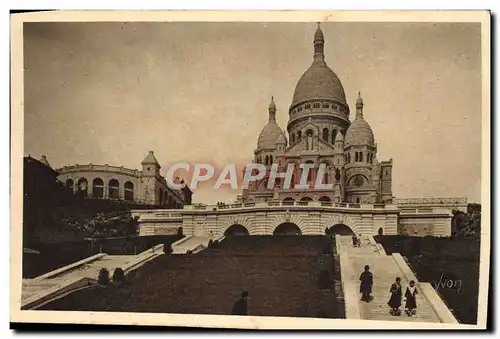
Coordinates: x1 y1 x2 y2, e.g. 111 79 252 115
404 280 418 316
352 234 358 247
231 291 249 315
357 234 362 247
388 277 402 315
359 265 373 302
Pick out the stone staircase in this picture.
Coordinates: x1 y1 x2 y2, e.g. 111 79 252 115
172 236 211 254
22 250 164 309
336 235 442 323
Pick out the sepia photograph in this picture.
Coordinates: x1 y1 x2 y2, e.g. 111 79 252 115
10 10 490 329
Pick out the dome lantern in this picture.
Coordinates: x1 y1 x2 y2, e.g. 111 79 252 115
313 22 325 62
356 91 364 117
268 96 276 122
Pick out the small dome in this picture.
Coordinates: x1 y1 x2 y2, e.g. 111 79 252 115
345 116 375 147
257 122 286 150
141 150 160 166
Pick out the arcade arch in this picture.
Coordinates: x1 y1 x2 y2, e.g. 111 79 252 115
273 222 302 235
325 224 354 236
224 224 250 236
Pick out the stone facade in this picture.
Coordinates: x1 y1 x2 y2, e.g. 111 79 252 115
241 24 393 206
55 151 192 207
131 25 467 238
134 201 455 237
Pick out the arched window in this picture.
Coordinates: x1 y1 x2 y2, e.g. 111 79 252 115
347 153 350 163
305 103 311 109
66 178 74 190
322 128 329 142
265 155 269 165
313 102 320 109
356 197 360 204
92 178 104 198
77 178 88 197
108 179 119 199
124 181 134 201
355 152 359 162
290 133 295 144
306 129 313 137
360 152 363 162
331 129 337 144
270 155 273 165
297 131 302 140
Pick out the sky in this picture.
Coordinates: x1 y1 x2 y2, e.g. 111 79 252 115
23 21 483 204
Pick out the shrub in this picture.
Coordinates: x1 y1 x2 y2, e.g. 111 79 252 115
97 268 110 285
163 243 173 255
113 268 125 283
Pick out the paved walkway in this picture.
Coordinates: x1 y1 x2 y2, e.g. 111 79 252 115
337 235 441 323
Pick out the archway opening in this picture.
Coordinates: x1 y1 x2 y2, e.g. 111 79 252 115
274 222 302 236
282 197 295 205
92 178 104 198
76 178 88 197
326 224 354 236
66 178 74 191
318 196 332 203
224 224 250 236
124 181 134 201
108 179 119 199
299 196 313 204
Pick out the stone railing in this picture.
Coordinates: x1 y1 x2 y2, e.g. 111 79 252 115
183 201 398 211
56 164 140 177
394 197 467 205
399 207 452 215
392 253 458 324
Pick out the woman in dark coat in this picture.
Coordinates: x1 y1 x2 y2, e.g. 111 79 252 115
405 280 418 316
359 265 373 302
387 277 402 315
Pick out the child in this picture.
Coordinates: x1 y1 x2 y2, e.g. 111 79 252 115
404 280 418 316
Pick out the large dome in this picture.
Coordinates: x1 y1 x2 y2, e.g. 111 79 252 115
290 24 347 108
345 116 375 146
257 122 286 150
291 60 347 107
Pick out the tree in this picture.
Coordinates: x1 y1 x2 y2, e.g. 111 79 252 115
452 204 481 239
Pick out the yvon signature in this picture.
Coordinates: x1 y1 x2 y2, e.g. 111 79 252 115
433 272 462 294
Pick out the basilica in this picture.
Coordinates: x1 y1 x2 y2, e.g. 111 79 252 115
240 24 393 205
